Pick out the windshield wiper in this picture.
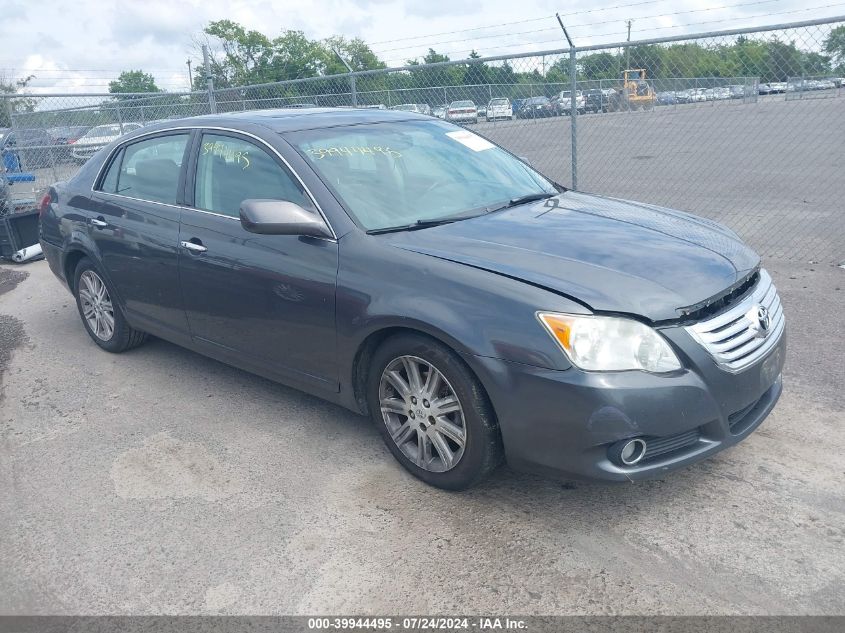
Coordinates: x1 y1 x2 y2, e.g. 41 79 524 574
366 192 556 235
486 192 556 213
366 210 485 234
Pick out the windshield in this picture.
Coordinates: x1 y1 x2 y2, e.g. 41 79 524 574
490 99 509 106
289 119 556 231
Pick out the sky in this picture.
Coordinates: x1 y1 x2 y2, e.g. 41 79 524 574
0 0 842 94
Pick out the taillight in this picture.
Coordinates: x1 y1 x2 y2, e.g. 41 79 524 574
68 139 76 144
38 192 52 219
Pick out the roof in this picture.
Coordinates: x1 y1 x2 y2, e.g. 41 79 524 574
155 107 429 134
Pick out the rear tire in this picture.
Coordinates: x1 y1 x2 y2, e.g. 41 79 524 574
367 333 504 490
73 257 147 353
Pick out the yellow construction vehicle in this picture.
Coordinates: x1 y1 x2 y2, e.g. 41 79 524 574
608 69 656 111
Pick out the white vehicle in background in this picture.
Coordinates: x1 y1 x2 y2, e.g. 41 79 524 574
71 123 143 163
390 103 432 116
445 100 478 124
486 98 513 121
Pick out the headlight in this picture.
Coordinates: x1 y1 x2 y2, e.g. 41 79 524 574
537 312 682 373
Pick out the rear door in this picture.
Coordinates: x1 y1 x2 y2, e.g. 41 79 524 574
178 130 339 391
90 131 192 339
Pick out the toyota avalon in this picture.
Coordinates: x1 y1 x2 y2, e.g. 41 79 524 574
38 108 785 489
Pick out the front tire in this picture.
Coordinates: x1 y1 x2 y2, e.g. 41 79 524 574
367 333 504 490
73 257 147 353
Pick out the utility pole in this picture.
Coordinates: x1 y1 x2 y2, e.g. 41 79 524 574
202 45 217 114
626 20 632 70
333 48 357 107
186 59 192 91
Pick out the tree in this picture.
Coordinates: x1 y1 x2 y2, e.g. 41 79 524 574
108 70 161 95
320 36 385 75
823 25 845 72
0 73 36 128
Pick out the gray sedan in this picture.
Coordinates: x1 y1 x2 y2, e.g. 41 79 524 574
38 108 784 489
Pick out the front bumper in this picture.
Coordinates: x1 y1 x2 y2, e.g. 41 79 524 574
469 326 786 482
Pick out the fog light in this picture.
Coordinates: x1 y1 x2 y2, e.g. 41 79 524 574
609 438 647 466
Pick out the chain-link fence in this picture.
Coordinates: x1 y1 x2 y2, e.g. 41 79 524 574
2 16 843 262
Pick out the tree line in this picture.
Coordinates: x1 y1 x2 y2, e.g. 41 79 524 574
2 22 844 128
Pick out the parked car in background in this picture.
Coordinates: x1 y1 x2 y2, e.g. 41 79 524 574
0 128 58 169
446 100 478 124
39 108 785 490
714 87 731 100
477 105 487 118
674 89 693 104
516 96 554 118
758 83 772 95
485 98 513 121
49 126 92 161
433 105 447 119
285 103 318 109
584 89 607 113
657 91 677 106
390 104 432 116
71 123 143 163
727 85 748 99
553 90 586 115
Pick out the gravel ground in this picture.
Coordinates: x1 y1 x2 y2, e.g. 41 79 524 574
0 259 843 615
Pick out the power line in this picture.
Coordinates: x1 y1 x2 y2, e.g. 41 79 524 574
367 0 716 46
378 4 845 65
371 0 784 56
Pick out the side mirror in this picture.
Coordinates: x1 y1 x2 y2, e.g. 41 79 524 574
239 199 332 239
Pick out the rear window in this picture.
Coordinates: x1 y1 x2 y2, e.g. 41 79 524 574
102 134 189 204
451 101 474 108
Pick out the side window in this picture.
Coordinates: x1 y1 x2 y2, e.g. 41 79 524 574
98 148 123 194
114 134 189 204
195 134 311 218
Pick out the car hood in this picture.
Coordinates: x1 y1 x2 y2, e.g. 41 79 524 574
387 191 760 322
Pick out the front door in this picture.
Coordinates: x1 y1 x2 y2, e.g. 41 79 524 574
178 131 339 391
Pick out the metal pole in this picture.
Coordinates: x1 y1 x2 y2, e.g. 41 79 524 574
556 14 578 191
332 49 357 107
202 45 217 114
186 59 192 91
626 20 632 70
569 48 578 191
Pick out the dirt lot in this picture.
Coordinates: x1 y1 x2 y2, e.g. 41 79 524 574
0 259 843 615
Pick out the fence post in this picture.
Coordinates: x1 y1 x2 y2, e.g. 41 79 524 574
569 47 578 191
202 44 217 114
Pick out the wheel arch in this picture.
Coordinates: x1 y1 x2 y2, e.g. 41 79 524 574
63 247 90 292
350 324 491 418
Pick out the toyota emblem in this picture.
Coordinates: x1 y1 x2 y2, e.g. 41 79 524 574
745 304 771 338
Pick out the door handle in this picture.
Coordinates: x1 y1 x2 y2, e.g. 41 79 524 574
90 217 108 228
180 240 207 253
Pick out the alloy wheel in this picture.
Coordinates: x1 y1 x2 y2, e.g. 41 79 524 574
378 355 466 473
78 270 115 341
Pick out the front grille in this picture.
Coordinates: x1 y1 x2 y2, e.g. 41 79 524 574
642 429 701 462
686 269 784 372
